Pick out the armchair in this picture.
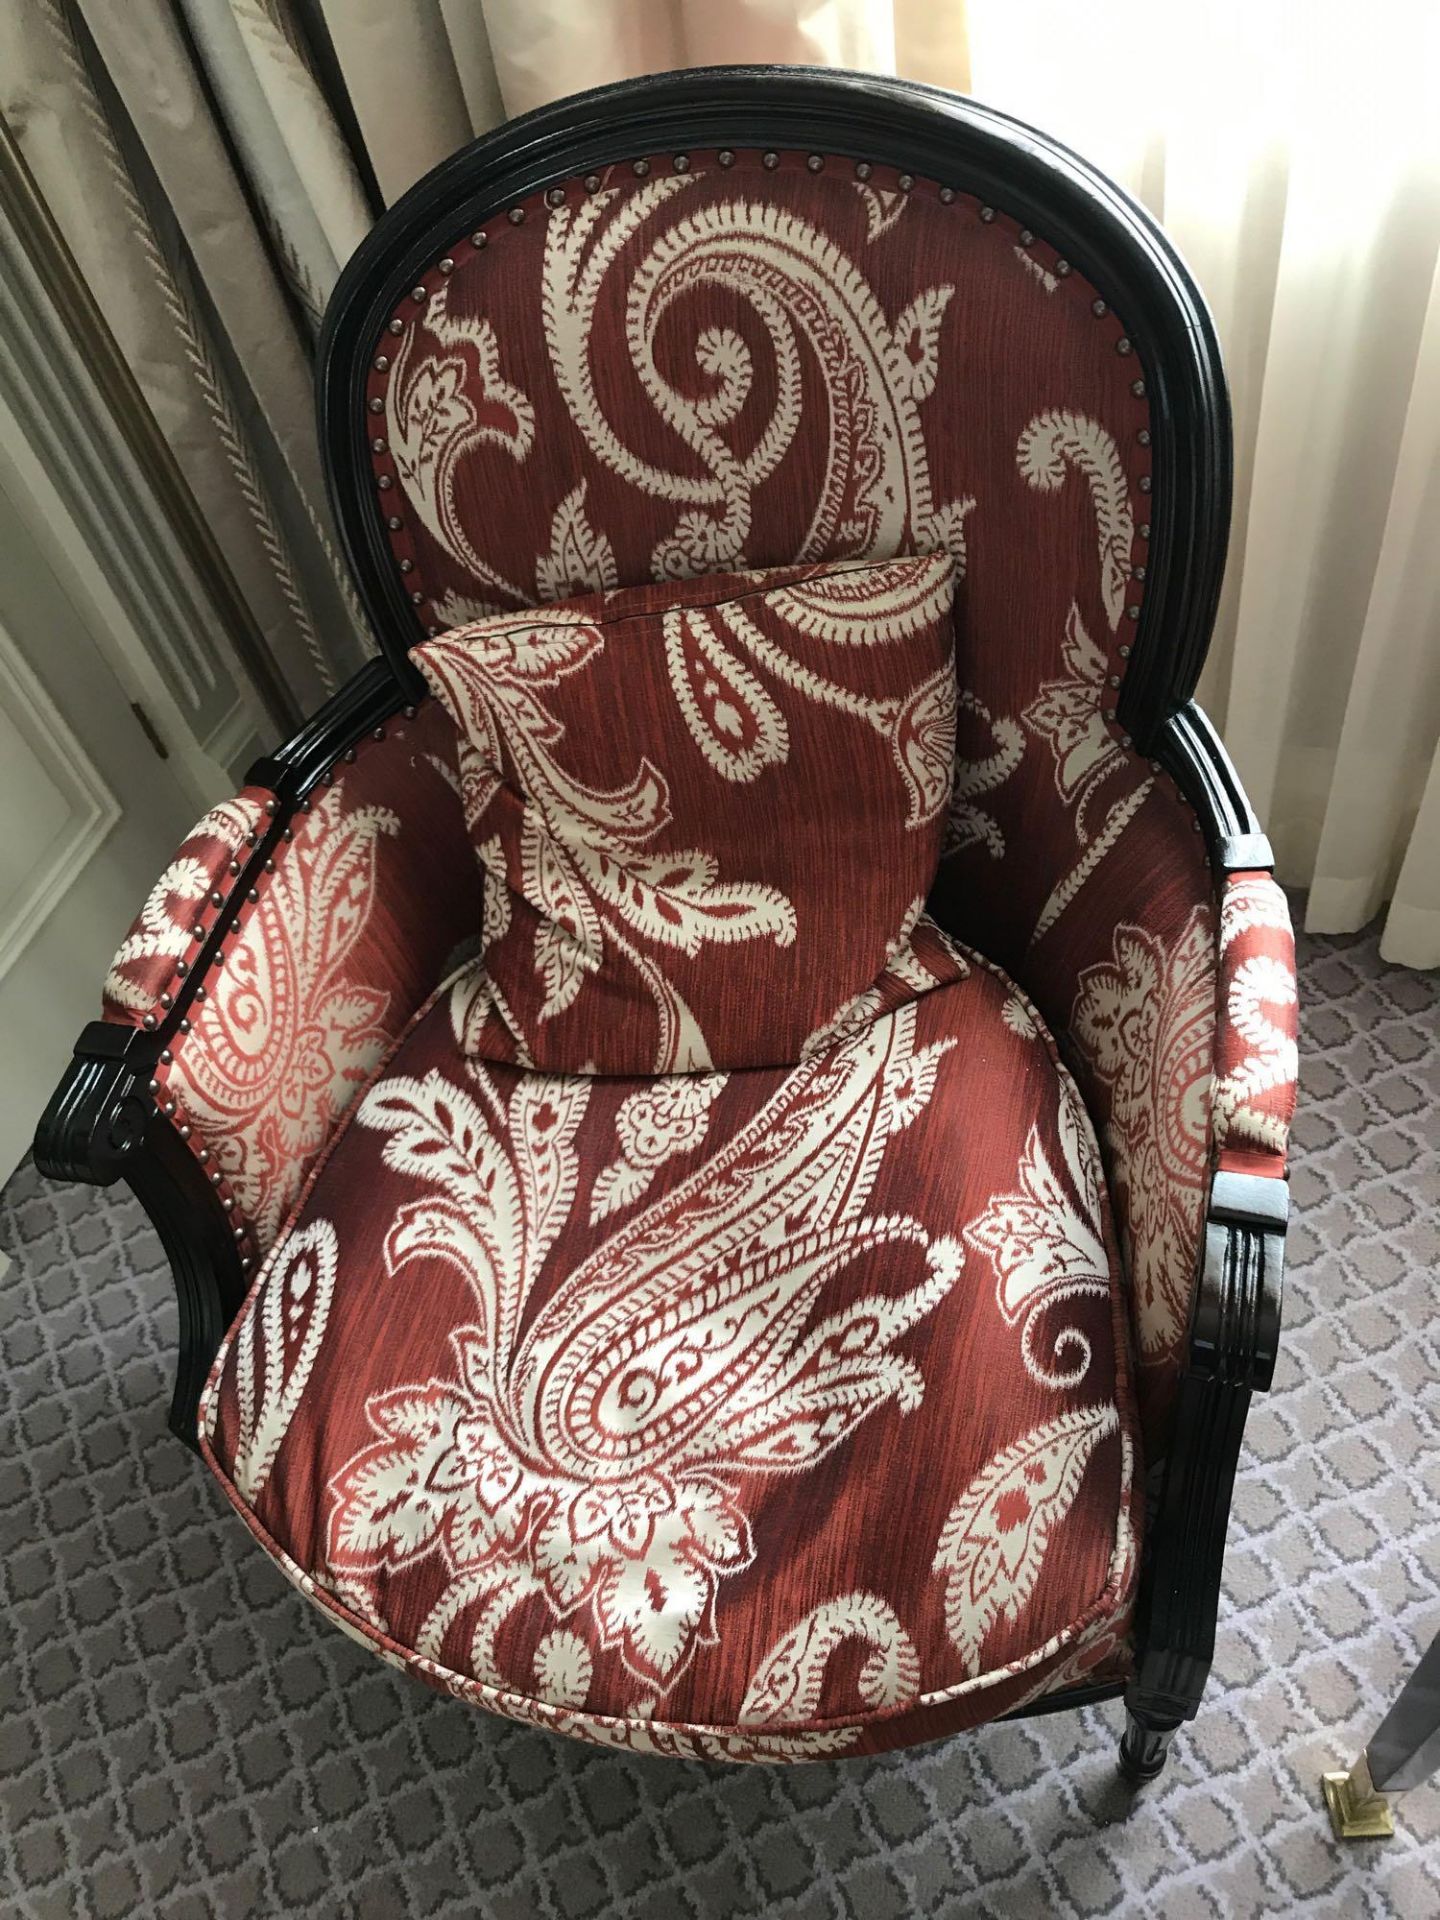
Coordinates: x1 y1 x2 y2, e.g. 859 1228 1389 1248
36 67 1298 1781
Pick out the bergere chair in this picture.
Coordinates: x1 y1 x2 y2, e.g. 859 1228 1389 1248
36 67 1299 1782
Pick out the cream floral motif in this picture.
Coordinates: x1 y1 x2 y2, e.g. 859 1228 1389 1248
590 1075 726 1222
854 182 909 242
947 691 1025 860
1071 908 1216 1363
385 280 536 607
535 480 617 604
173 785 402 1250
417 608 797 1071
1021 603 1154 942
660 555 958 821
964 1078 1113 1388
408 1588 916 1764
226 1220 336 1501
104 795 266 1014
323 1001 964 1699
540 179 974 581
1016 411 1134 630
1213 876 1297 1157
1016 412 1150 944
932 1403 1120 1676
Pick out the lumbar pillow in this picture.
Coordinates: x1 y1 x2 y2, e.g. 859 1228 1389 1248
413 553 956 1074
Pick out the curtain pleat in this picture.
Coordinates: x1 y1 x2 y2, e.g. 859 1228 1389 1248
3 0 1436 960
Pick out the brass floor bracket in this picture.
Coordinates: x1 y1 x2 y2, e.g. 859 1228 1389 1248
1321 1755 1396 1840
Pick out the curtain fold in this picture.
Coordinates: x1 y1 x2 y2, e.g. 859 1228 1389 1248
2 0 1436 961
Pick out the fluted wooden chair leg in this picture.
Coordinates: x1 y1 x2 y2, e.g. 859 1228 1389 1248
1118 1710 1179 1786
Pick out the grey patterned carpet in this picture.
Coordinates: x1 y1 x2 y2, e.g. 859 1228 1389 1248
2 919 1438 1919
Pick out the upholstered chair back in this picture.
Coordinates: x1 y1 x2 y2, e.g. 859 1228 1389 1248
318 76 1233 1450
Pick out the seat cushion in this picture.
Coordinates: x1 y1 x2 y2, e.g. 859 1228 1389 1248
411 553 957 1075
201 919 1140 1762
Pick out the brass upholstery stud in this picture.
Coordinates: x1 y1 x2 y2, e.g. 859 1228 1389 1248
1092 298 1107 316
411 590 423 604
233 1227 246 1242
855 161 872 180
148 1078 160 1094
374 354 389 371
939 186 955 203
399 558 413 573
344 747 357 763
584 174 601 191
368 396 383 414
1132 378 1147 397
404 705 417 720
1138 428 1151 445
439 257 455 273
198 1148 209 1163
1122 734 1134 749
265 859 275 873
1105 707 1118 721
1128 606 1141 620
763 151 779 169
223 1197 234 1212
387 515 402 530
1117 336 1133 355
209 890 223 907
673 155 690 173
371 438 386 454
1140 522 1151 538
1109 675 1121 689
194 986 206 1002
246 888 258 903
179 1124 191 1140
160 991 173 1009
471 231 488 249
632 158 650 177
717 150 735 168
545 187 565 206
377 474 392 489
373 726 385 741
1134 565 1147 581
192 925 205 940
163 1099 176 1116
411 284 426 301
1118 642 1132 657
388 317 403 334
807 154 824 172
507 206 525 224
1055 258 1071 275
227 859 240 875
1139 474 1152 492
1018 226 1033 244
898 173 915 191
176 962 188 979
979 205 995 221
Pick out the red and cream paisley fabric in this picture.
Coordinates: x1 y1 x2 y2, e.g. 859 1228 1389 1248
102 788 271 1025
1212 871 1298 1177
362 151 1227 1444
152 704 480 1262
201 917 1140 1760
413 555 957 1074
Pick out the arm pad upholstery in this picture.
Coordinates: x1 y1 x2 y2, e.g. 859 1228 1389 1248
145 701 479 1263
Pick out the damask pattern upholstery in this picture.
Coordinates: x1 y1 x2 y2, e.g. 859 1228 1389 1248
363 148 1215 1441
200 919 1141 1761
413 554 958 1074
127 704 481 1266
102 787 272 1026
1212 870 1299 1178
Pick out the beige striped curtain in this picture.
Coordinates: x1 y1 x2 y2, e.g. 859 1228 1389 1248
1 1 1436 965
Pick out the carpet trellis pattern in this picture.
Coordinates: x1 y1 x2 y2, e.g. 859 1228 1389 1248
2 920 1437 1919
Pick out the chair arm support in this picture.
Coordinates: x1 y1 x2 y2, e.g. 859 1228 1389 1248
1126 1171 1287 1732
